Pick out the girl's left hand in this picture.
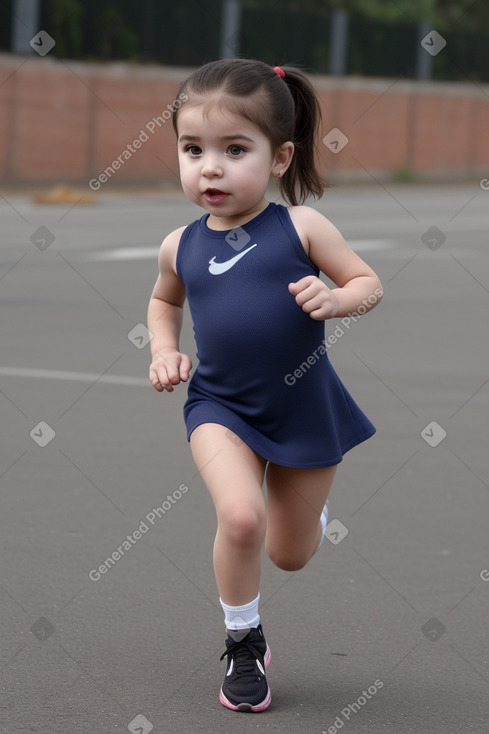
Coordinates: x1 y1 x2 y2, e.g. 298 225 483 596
288 276 340 320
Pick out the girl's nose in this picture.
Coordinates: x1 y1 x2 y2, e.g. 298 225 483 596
201 155 223 177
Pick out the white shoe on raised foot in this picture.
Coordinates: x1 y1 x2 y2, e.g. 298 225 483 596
316 499 329 552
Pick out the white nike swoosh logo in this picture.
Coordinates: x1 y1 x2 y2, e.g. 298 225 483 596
208 244 257 275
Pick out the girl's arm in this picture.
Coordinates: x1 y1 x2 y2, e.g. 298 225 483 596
288 206 383 320
147 227 192 392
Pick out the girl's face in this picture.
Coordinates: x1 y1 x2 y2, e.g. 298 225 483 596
176 102 293 229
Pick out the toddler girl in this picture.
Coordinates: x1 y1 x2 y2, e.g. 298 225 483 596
148 58 383 713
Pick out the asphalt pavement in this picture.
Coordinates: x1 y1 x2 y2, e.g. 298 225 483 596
1 182 488 733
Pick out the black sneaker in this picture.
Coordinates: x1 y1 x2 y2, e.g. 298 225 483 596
219 624 272 712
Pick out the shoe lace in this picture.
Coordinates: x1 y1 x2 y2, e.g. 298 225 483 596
220 638 264 677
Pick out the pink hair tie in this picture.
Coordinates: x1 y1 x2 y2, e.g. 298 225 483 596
273 66 285 79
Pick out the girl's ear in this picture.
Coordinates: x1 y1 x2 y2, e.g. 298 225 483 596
272 141 294 178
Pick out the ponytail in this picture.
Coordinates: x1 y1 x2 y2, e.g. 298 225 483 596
173 58 328 206
279 66 328 206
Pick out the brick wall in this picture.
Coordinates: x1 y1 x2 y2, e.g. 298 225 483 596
1 54 488 187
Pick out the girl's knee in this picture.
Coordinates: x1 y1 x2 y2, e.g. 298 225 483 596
265 542 311 572
220 505 266 549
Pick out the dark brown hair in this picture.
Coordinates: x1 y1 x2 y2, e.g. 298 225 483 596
172 58 327 206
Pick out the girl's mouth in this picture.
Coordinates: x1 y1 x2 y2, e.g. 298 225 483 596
204 188 229 204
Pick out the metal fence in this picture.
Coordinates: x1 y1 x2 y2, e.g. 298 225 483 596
2 0 488 82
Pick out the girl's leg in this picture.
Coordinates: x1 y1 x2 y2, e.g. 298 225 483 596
190 423 267 605
265 463 337 572
191 424 272 712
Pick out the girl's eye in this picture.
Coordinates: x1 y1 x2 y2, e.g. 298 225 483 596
186 145 202 156
227 145 245 157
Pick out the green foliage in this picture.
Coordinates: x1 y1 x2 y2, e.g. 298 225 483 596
94 5 139 61
48 0 84 57
394 167 416 182
35 0 489 79
241 0 488 31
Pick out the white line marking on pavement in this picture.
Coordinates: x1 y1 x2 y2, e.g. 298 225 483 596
348 240 398 252
87 247 160 261
0 366 149 387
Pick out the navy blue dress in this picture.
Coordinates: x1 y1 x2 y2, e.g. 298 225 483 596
175 203 375 468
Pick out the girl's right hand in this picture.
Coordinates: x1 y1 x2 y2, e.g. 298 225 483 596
149 348 192 392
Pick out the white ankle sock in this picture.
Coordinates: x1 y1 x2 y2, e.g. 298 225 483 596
220 593 260 632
